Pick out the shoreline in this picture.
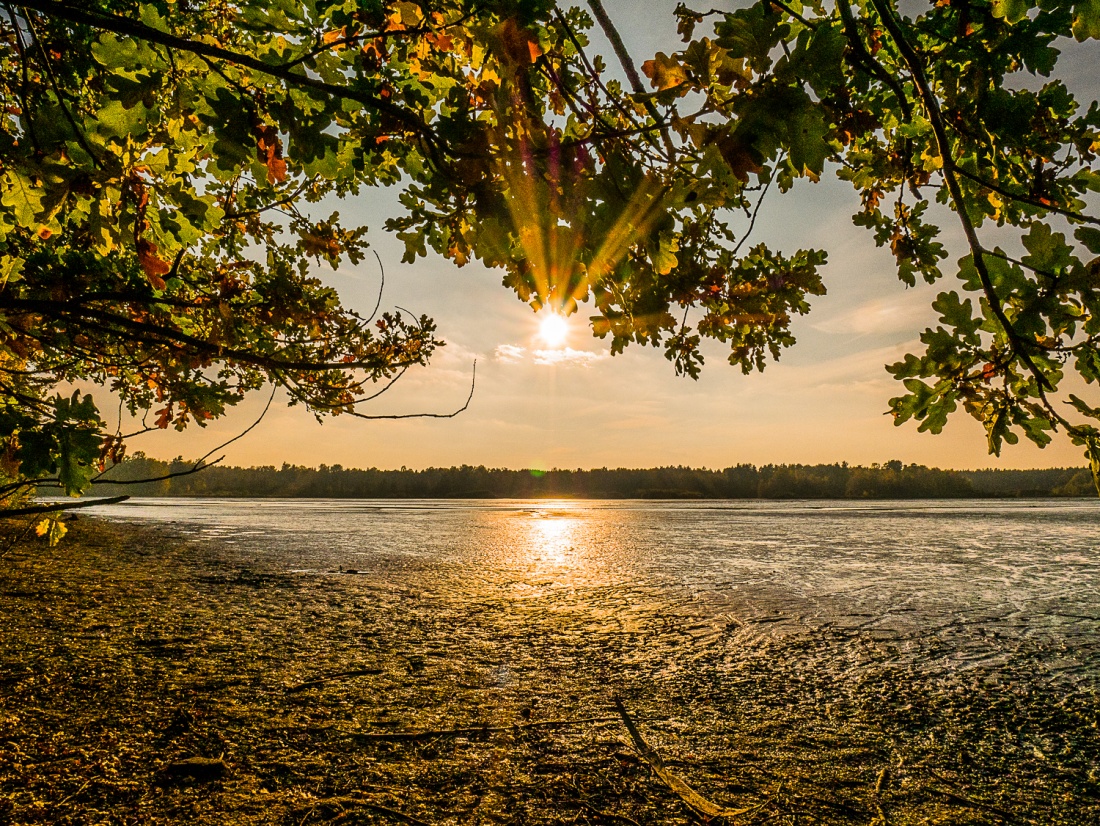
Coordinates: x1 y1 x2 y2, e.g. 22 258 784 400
1 516 1097 824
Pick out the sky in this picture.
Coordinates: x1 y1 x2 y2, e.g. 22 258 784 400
125 1 1098 472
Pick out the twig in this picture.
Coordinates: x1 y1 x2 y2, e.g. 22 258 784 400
574 798 642 826
615 698 755 821
366 251 386 323
2 495 129 517
294 796 432 826
925 770 1031 825
352 715 618 742
23 7 103 167
342 360 476 420
285 668 383 694
89 457 224 486
733 158 778 256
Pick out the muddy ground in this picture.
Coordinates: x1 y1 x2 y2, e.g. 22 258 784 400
0 517 1097 825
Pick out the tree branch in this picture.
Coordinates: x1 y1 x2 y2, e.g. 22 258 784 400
953 165 1100 227
2 495 129 517
17 0 448 168
336 360 476 420
585 0 675 162
1 297 429 373
867 0 1052 391
837 0 912 122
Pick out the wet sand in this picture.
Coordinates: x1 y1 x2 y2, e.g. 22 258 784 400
0 517 1097 825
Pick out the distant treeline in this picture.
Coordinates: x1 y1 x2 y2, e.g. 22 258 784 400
82 455 1097 499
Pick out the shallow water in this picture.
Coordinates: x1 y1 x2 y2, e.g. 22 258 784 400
93 497 1100 681
8 498 1098 823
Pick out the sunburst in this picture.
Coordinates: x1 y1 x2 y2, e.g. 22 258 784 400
538 313 569 348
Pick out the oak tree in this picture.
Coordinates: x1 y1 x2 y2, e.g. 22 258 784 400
2 0 1099 524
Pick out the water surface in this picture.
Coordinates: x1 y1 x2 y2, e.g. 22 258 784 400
94 497 1100 680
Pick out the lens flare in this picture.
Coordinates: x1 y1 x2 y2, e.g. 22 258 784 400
538 313 569 348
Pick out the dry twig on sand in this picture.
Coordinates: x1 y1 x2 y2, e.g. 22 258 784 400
352 716 619 742
285 668 384 693
615 698 757 821
293 796 432 826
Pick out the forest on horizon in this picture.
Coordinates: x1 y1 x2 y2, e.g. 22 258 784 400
85 455 1096 500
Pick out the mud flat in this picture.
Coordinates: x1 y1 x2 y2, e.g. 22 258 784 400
0 516 1097 825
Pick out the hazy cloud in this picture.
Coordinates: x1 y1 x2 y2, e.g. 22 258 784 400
532 348 608 367
494 344 607 367
811 292 936 338
494 344 527 364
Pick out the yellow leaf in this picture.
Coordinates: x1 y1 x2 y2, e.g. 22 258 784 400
35 517 68 546
388 1 423 31
641 52 688 92
322 28 349 51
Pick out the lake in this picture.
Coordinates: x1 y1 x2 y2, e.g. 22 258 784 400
27 496 1097 823
92 497 1100 680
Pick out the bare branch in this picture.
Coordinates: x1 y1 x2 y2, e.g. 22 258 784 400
342 360 476 420
2 495 129 517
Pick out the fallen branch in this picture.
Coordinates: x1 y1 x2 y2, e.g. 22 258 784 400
614 698 755 821
925 771 1030 825
574 798 642 826
1 495 129 517
285 668 383 693
353 715 618 742
293 796 432 826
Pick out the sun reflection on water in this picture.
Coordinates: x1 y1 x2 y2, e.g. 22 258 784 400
530 512 576 564
515 505 591 588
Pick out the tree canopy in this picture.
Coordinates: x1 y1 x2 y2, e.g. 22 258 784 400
2 0 1099 521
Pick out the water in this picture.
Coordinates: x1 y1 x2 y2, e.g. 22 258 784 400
31 497 1100 821
91 497 1100 681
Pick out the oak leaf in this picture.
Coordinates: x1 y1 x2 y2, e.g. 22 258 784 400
641 52 688 92
137 239 171 290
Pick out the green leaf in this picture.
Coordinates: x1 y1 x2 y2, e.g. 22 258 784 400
991 0 1033 24
787 105 831 177
932 291 980 339
714 3 786 73
1073 0 1100 40
1075 226 1100 255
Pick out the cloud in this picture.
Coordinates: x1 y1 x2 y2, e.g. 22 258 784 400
494 344 526 364
532 348 608 367
493 344 608 368
811 291 937 338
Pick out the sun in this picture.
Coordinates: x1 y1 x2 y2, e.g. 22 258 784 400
537 313 569 348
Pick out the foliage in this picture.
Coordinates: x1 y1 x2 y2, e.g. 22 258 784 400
660 0 1100 484
1 0 1099 509
93 453 1094 499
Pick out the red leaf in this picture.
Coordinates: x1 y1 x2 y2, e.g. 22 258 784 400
255 124 288 184
717 133 762 184
137 239 171 290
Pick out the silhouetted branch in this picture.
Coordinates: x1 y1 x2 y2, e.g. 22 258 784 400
343 360 476 420
2 495 129 517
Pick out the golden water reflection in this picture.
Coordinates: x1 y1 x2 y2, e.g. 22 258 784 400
515 505 592 589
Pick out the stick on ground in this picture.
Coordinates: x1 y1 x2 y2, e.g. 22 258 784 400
285 668 383 693
352 716 619 742
615 697 755 821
